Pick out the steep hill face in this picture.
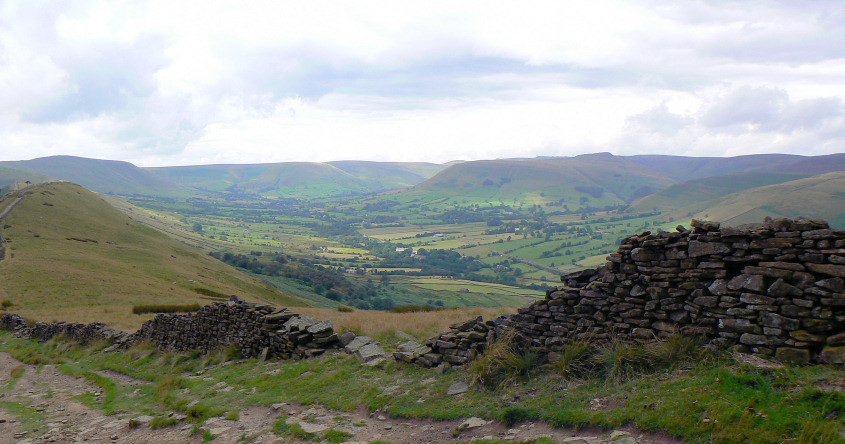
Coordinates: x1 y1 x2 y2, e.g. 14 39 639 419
0 182 305 330
633 171 845 228
404 153 676 208
0 156 179 196
626 153 845 181
147 161 445 198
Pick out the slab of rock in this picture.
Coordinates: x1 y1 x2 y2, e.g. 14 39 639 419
447 381 469 395
458 417 489 429
393 340 431 362
297 422 329 434
354 342 386 363
345 336 374 353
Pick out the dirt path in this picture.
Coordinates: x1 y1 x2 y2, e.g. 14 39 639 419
0 352 685 443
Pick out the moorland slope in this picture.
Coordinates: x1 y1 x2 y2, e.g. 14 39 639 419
0 182 305 330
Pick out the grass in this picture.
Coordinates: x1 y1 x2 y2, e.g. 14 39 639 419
1 330 844 443
0 182 306 331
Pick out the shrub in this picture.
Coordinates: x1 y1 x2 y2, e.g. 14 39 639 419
389 305 442 313
0 300 12 309
337 306 354 312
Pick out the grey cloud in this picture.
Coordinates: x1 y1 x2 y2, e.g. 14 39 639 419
22 34 171 123
701 86 843 133
628 103 694 135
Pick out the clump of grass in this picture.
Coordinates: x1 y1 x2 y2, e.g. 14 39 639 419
467 331 536 390
548 337 597 379
336 306 354 313
202 429 216 442
132 304 201 315
9 364 25 380
224 411 239 421
324 429 352 443
595 338 658 381
0 300 13 310
501 406 535 427
272 420 316 440
150 416 178 429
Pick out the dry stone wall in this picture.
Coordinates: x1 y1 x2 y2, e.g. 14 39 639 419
1 297 347 360
402 217 845 369
504 218 845 364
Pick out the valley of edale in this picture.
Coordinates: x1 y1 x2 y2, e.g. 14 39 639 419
2 2 845 444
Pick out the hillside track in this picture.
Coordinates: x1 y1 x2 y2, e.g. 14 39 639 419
0 350 685 444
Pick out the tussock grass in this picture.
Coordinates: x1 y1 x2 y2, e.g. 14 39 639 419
467 331 537 390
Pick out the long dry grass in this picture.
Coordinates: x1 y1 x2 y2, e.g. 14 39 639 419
296 306 514 338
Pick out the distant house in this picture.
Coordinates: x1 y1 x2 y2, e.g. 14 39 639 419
433 233 444 237
395 247 407 252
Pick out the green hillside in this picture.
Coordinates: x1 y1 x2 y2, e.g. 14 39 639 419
630 171 809 214
0 182 307 330
638 171 845 228
626 154 803 181
0 156 180 196
147 161 445 198
0 167 52 193
394 153 675 210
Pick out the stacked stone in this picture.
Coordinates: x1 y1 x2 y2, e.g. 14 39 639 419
499 217 845 363
1 297 346 361
401 316 494 368
0 313 131 346
131 296 341 359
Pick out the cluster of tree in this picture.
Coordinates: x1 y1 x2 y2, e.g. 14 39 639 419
208 251 394 310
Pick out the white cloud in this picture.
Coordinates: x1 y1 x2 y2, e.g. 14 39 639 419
0 0 843 166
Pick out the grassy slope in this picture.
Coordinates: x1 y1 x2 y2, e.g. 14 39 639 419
399 153 676 208
630 172 809 214
625 154 804 181
0 156 180 196
641 171 845 228
0 167 52 192
147 161 445 198
0 182 307 330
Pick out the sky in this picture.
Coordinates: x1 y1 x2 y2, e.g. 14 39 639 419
1 0 844 167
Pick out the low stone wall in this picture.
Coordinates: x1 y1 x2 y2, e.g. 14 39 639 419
394 316 496 369
401 217 845 369
128 297 342 359
0 313 131 345
1 297 344 360
502 218 845 364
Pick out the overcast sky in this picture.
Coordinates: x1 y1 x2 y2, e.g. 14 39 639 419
1 0 844 166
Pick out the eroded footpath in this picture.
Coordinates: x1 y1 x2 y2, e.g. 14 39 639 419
0 352 684 444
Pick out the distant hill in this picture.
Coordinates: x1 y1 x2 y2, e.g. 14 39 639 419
0 166 52 193
0 182 306 330
634 172 845 228
630 171 810 214
626 153 845 181
147 161 445 198
0 156 180 196
397 153 677 209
